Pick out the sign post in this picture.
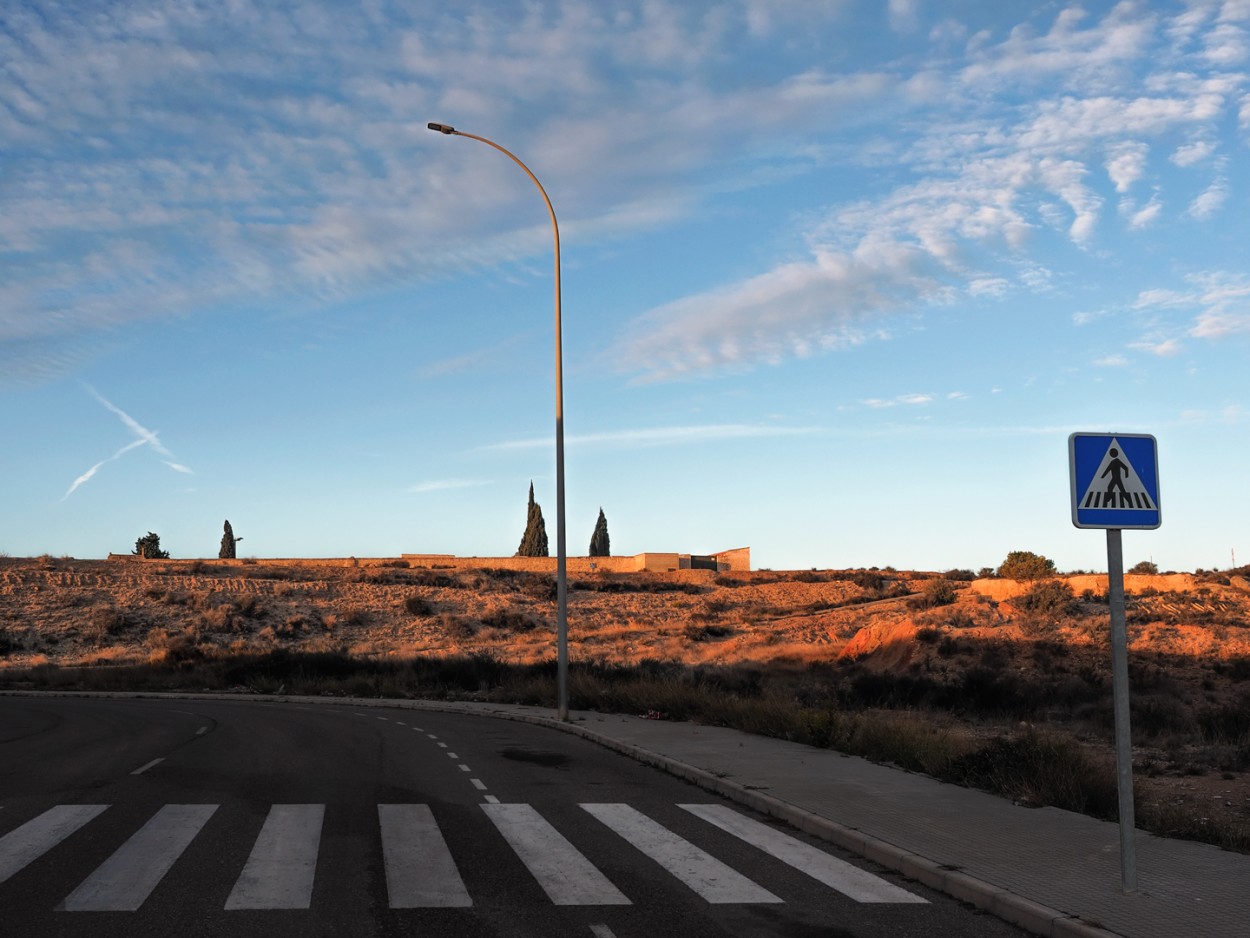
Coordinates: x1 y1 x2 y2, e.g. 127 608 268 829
1069 432 1161 894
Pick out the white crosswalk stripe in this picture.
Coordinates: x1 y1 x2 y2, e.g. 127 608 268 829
226 804 324 910
0 800 925 911
482 803 630 905
61 804 218 912
679 803 927 903
379 804 472 908
582 803 781 904
0 805 109 884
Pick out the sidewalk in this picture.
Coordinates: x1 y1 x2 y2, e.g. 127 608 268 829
423 699 1248 938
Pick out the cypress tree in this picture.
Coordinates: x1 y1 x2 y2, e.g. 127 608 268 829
516 481 550 557
219 520 237 560
589 507 610 557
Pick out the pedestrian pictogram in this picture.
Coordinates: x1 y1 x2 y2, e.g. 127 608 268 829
1069 432 1160 530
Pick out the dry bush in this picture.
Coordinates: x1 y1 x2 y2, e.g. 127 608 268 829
408 569 465 589
684 623 735 641
325 608 370 630
85 606 128 642
403 595 434 617
439 614 479 640
479 609 545 633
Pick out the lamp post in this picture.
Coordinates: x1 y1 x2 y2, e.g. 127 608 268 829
427 122 570 722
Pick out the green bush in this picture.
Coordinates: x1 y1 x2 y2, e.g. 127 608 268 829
997 550 1056 581
1128 560 1159 575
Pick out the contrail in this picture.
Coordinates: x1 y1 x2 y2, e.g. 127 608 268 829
62 385 194 498
85 384 176 458
62 438 148 500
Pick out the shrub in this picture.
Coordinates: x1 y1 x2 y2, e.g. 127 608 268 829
908 578 957 610
1019 579 1077 616
851 570 885 591
404 595 434 617
997 551 1056 581
1128 560 1158 574
479 609 544 633
684 623 735 641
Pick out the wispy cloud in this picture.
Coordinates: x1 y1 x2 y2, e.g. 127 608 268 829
613 3 1247 379
406 479 491 494
63 385 193 498
483 423 817 451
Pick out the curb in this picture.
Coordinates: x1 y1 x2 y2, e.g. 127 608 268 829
2 690 1126 938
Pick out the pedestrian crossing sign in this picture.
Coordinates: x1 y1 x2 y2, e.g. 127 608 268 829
1069 432 1161 529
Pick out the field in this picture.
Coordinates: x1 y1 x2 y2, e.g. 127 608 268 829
2 555 1248 852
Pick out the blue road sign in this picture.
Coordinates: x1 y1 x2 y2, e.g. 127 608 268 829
1069 432 1161 529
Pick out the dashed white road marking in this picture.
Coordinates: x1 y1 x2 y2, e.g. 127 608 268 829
582 804 780 904
437 742 448 749
470 779 488 791
62 804 218 911
483 803 629 906
447 752 459 759
458 765 471 772
589 926 618 938
484 795 500 805
0 805 109 884
226 804 324 910
379 804 472 908
195 726 208 735
130 758 164 776
679 804 926 904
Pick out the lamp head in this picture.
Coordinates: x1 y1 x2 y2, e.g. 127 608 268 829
427 122 457 134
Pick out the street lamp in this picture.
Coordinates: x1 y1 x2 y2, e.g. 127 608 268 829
427 122 570 722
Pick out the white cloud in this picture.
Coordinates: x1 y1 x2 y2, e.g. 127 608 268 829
899 393 933 405
1093 354 1129 366
1170 139 1216 165
1125 196 1163 228
1187 176 1229 219
1106 141 1148 192
1131 338 1183 356
888 0 921 34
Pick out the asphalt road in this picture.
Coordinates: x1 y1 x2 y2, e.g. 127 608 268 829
0 696 1026 938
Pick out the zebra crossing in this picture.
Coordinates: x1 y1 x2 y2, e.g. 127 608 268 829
0 800 927 911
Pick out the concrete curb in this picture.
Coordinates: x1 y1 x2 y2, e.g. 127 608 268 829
2 690 1126 938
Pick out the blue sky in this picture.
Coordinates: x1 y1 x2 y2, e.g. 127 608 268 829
2 0 1247 573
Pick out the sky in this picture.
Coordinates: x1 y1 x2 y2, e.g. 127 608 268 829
1 0 1248 573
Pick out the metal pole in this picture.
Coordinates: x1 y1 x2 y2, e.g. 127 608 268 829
428 124 569 721
1106 527 1137 892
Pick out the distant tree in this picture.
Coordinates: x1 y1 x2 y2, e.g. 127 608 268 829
516 481 549 558
219 520 239 560
1128 560 1158 575
133 531 169 560
997 550 1056 581
589 508 611 557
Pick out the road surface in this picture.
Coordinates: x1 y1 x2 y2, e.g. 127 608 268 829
0 695 1025 937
